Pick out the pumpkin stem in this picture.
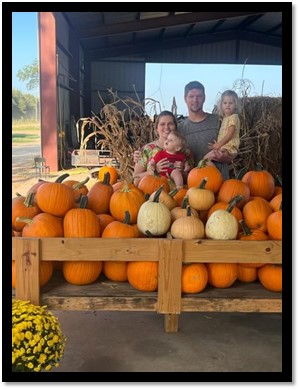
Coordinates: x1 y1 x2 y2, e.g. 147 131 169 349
23 192 36 208
153 185 164 202
72 177 90 190
79 195 88 209
55 173 70 183
169 188 179 198
239 219 252 236
197 159 208 168
15 192 23 197
16 217 34 225
181 195 189 209
229 195 244 209
236 167 247 180
123 210 131 225
186 205 192 217
199 177 208 189
145 230 154 238
255 162 264 171
101 171 111 185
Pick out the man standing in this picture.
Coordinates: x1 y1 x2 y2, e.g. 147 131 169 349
178 80 230 179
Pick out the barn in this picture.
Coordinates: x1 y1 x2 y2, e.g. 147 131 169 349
38 11 284 172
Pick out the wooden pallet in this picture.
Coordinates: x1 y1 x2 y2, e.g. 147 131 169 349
12 237 282 332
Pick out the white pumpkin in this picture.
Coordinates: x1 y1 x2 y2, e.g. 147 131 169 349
137 186 172 236
205 209 238 240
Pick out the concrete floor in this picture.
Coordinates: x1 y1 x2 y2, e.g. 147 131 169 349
51 310 282 374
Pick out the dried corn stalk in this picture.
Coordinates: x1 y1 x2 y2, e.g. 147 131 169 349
77 90 160 181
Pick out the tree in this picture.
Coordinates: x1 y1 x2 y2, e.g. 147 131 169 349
17 58 39 91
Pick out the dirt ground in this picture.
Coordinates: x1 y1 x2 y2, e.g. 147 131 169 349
12 142 97 198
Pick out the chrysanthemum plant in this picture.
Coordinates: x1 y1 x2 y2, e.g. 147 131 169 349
12 299 66 372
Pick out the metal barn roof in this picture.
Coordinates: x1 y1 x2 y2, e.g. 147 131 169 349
62 12 283 64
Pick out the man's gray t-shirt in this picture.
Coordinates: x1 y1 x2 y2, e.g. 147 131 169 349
178 114 220 165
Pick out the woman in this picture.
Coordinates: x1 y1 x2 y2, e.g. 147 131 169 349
133 111 194 186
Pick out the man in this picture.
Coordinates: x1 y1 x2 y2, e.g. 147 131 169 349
178 80 230 179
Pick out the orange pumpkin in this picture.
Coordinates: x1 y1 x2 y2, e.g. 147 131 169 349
87 172 114 214
63 196 101 238
181 263 208 293
62 260 103 285
217 178 250 209
187 159 223 194
237 264 258 283
103 261 128 282
109 182 145 223
242 164 275 201
98 165 119 185
207 195 243 229
12 192 41 232
63 177 89 202
36 181 74 217
138 172 169 195
269 193 282 212
127 261 158 292
267 208 282 240
243 197 273 233
97 214 116 233
258 264 282 292
171 186 188 207
20 213 64 237
206 263 238 288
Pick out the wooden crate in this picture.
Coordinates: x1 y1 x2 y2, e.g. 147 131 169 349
12 237 282 332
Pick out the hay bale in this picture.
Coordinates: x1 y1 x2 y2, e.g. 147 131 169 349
230 96 282 179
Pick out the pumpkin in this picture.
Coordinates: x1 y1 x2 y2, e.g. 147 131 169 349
205 202 238 240
62 260 103 285
267 205 282 240
127 261 158 292
243 197 273 233
138 172 169 195
103 261 128 282
12 192 41 232
181 263 208 293
98 165 119 185
171 205 205 239
217 168 250 208
12 259 53 288
137 186 171 236
171 186 188 207
258 264 282 292
26 173 70 195
207 195 243 230
63 196 101 238
102 211 140 282
186 178 215 211
170 196 199 223
35 181 74 217
63 177 90 202
269 193 282 212
109 182 145 223
242 163 275 200
206 263 238 288
87 172 114 214
18 213 64 237
187 159 223 194
97 214 116 233
237 265 258 283
149 188 178 211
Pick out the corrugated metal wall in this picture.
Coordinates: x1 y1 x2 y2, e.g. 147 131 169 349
144 40 281 65
90 60 145 115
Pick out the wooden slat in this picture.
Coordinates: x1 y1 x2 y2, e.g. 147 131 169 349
181 298 282 313
183 239 282 263
164 314 179 333
157 239 182 314
15 238 40 305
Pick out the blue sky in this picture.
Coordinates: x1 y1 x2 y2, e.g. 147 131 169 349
12 11 282 115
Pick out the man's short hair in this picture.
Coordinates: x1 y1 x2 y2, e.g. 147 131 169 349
184 81 205 97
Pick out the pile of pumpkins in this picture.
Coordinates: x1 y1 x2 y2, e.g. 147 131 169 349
12 160 282 293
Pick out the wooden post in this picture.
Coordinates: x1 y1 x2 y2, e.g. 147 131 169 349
157 239 183 332
15 238 40 305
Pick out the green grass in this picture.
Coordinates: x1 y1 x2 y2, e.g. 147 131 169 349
12 121 40 143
